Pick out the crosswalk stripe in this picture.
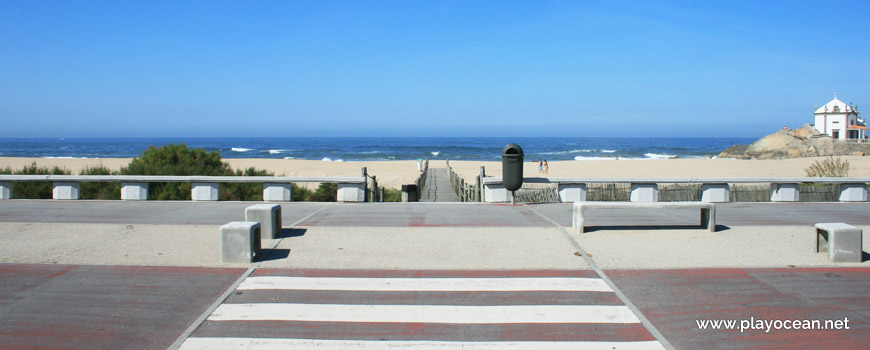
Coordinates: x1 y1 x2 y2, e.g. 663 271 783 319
237 276 613 292
179 338 665 350
208 303 641 324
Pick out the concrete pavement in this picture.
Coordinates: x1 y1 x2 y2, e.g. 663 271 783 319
1 200 869 349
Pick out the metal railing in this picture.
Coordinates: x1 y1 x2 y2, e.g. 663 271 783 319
446 160 478 202
0 174 366 201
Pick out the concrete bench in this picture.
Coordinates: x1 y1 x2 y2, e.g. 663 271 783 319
814 223 863 263
573 201 716 233
245 204 282 239
220 221 261 263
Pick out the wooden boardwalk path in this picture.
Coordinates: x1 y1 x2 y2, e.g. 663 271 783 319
420 168 459 202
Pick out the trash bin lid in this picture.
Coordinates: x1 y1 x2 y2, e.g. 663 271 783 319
502 143 524 157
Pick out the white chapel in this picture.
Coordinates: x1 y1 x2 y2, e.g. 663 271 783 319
813 94 867 140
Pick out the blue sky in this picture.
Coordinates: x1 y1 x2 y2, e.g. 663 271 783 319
2 0 868 138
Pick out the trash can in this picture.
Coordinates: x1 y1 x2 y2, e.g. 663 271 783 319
502 143 524 192
401 184 418 202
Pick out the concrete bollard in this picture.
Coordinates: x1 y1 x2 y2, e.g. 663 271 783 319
192 183 219 201
221 221 261 263
814 223 863 263
0 182 11 199
630 183 658 202
245 204 282 239
53 182 80 200
263 184 292 202
121 182 148 201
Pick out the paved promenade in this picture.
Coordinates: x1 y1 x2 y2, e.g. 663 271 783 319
1 200 869 349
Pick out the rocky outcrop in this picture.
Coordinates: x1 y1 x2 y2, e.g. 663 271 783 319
718 124 870 159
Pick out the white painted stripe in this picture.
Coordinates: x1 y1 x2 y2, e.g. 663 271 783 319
237 276 613 292
208 304 640 324
179 338 665 350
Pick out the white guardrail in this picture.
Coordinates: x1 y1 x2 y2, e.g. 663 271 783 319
481 177 870 203
0 175 366 202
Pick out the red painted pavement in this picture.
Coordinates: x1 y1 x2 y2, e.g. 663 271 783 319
607 267 870 349
0 264 245 350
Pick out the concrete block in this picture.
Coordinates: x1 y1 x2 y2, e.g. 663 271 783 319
0 182 10 199
221 221 261 263
245 204 282 239
192 183 219 201
839 183 868 202
701 184 730 202
770 183 799 202
263 184 292 202
558 183 586 202
121 182 148 201
52 182 80 200
630 183 658 202
337 183 365 202
483 183 513 203
815 223 863 263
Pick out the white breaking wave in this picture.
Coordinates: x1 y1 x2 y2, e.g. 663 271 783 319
574 156 618 161
283 156 296 160
431 151 440 156
644 153 676 159
269 149 291 154
321 157 344 162
231 147 254 152
601 149 617 153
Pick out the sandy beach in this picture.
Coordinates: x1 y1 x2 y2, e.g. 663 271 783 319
2 156 869 189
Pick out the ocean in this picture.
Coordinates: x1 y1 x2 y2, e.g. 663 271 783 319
0 137 754 162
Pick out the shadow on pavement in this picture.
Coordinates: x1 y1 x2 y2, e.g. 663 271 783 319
280 228 306 238
582 224 731 232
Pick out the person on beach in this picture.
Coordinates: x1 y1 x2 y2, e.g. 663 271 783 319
539 159 543 174
543 160 549 174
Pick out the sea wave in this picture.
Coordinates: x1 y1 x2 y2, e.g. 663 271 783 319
602 149 617 153
644 153 676 159
43 156 95 159
321 157 344 162
573 156 618 160
431 151 440 156
542 149 596 155
269 149 291 154
232 147 254 152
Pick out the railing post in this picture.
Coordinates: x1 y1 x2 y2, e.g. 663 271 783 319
630 183 658 202
557 183 587 202
770 183 800 202
121 182 149 201
839 183 868 202
263 183 292 202
53 182 80 200
479 166 486 202
361 167 368 202
0 182 11 200
192 183 219 201
701 183 730 203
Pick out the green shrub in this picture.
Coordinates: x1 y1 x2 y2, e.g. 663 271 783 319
222 167 274 201
805 157 850 177
383 187 402 202
291 184 313 202
306 183 338 202
10 163 71 199
80 165 121 200
121 143 232 200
